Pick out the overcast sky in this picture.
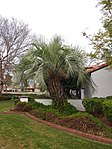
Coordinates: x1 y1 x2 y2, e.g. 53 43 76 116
0 0 102 53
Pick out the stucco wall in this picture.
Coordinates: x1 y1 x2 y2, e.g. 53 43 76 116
91 67 112 97
35 99 85 111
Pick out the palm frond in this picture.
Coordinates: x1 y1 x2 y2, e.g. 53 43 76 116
34 65 47 91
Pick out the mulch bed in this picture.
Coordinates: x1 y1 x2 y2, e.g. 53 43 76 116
99 116 112 127
1 111 112 145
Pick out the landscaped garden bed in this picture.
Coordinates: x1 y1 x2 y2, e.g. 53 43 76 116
13 99 112 139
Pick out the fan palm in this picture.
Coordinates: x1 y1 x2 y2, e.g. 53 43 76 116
14 56 31 91
17 36 89 110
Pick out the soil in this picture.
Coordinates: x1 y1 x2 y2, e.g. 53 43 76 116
57 117 103 134
99 116 112 127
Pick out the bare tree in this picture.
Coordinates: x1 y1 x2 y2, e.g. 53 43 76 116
0 16 31 94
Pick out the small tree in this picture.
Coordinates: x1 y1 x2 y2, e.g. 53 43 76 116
16 36 91 111
83 0 112 64
0 16 31 94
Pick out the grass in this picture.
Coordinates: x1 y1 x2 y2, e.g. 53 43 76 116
0 114 112 149
0 100 112 149
0 100 14 112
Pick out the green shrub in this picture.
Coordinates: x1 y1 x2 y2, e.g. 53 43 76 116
29 101 47 109
82 98 104 116
14 100 49 112
35 94 52 99
30 109 47 120
102 100 112 123
31 108 60 121
62 101 77 116
0 93 51 101
0 95 13 101
51 100 77 116
106 96 112 99
0 93 21 101
14 102 33 112
13 99 20 105
25 99 76 117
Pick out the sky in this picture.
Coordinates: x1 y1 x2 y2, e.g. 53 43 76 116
0 0 102 53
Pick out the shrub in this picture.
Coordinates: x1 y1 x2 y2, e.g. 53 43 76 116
29 101 47 109
30 109 47 120
0 95 13 101
0 93 21 101
106 96 112 99
51 100 77 116
63 101 77 116
82 98 104 116
14 102 33 112
14 100 49 112
13 99 20 105
102 100 112 123
35 94 52 99
30 109 60 121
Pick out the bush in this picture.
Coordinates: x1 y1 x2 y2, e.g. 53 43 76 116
30 109 47 120
62 101 77 116
51 100 77 116
0 93 21 101
106 96 112 99
30 108 60 121
0 93 51 101
35 94 52 99
102 100 112 123
14 102 33 112
0 95 13 101
29 101 47 109
13 99 20 105
82 98 104 116
14 100 49 112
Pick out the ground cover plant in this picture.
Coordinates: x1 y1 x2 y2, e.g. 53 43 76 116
14 100 112 138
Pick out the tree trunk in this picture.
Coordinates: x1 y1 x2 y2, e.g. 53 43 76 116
0 60 3 95
47 74 65 111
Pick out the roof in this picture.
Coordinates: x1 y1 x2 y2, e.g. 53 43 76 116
85 63 108 73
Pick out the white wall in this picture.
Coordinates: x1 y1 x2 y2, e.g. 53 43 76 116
91 68 112 97
35 99 85 111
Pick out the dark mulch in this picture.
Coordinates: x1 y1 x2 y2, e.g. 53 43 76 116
99 116 112 127
55 117 103 135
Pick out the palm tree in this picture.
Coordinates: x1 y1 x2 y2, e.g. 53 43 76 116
14 56 31 91
17 36 89 110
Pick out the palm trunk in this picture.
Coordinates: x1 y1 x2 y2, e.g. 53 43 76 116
47 74 65 111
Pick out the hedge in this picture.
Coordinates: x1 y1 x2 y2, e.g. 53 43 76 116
102 100 112 123
82 98 104 116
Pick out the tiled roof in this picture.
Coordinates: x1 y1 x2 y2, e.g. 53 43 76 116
85 63 108 73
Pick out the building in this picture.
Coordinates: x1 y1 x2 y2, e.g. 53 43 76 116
84 63 112 98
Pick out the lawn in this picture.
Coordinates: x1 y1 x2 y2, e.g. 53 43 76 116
0 101 112 149
0 100 14 112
